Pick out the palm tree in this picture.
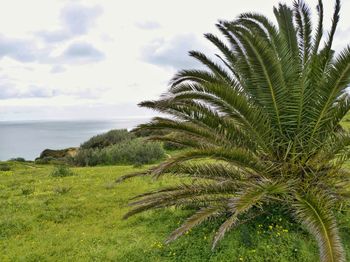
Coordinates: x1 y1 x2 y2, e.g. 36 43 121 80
120 0 350 261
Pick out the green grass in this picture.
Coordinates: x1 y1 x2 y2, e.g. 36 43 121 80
0 162 349 261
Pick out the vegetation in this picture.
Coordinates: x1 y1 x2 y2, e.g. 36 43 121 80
33 129 166 167
120 1 350 261
51 165 75 177
80 129 135 149
35 156 67 165
0 163 11 171
9 157 26 162
74 138 165 166
1 162 349 261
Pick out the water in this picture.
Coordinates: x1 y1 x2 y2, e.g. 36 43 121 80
0 119 149 161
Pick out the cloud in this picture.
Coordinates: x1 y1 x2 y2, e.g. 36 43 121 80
61 3 103 35
141 34 208 70
0 76 106 100
0 82 56 99
50 65 66 74
0 35 43 62
36 30 71 43
135 21 161 30
0 83 18 99
37 3 103 43
334 27 350 52
61 42 105 63
0 35 104 65
26 85 57 98
68 87 108 99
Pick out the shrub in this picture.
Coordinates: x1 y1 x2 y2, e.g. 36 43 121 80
105 139 164 165
80 129 135 149
74 138 165 166
51 165 75 177
9 157 26 162
35 157 55 165
72 148 101 166
21 187 35 196
0 164 11 171
35 156 70 165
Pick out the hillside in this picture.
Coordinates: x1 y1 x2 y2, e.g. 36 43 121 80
1 162 349 261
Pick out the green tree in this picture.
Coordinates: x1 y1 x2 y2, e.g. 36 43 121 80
122 1 350 261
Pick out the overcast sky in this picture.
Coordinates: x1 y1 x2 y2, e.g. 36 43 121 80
0 0 349 120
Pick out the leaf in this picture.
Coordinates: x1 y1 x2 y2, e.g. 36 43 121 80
293 191 345 262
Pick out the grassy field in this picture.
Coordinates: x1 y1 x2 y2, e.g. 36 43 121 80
0 162 349 261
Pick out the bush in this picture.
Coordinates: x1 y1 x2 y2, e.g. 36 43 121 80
9 157 26 162
80 129 135 149
51 165 75 177
0 164 11 171
72 148 101 166
21 187 35 196
74 138 165 166
35 156 71 165
35 157 54 165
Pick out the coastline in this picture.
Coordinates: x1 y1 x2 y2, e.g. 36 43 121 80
0 118 150 161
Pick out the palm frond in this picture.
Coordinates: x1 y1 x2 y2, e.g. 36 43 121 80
212 178 288 249
167 162 250 181
123 181 238 219
293 191 345 262
293 0 312 64
308 46 350 146
323 0 340 58
166 206 223 244
313 0 324 55
212 214 238 249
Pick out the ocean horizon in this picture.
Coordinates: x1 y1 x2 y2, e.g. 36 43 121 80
0 118 150 161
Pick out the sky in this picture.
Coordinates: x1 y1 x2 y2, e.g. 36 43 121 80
0 0 349 121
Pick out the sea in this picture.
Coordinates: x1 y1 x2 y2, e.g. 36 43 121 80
0 118 150 161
